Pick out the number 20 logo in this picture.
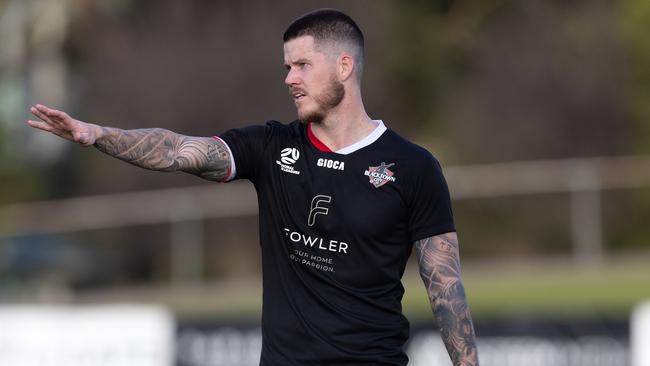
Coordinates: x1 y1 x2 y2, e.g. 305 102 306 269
280 148 300 165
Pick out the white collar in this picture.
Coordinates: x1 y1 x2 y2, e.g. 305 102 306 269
334 120 387 155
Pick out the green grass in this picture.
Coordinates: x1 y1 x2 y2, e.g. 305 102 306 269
402 255 650 321
76 254 650 322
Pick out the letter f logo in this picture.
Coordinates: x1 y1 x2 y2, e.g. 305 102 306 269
308 195 332 226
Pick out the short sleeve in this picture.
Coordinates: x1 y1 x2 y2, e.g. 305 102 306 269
407 154 455 242
218 123 272 183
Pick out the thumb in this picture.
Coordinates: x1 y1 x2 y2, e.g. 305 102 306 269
72 131 83 143
72 131 92 145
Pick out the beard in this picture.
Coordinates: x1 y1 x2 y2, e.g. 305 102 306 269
297 76 345 124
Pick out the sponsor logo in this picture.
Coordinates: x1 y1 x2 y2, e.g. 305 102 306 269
283 228 348 254
316 158 345 171
276 147 301 175
308 195 331 226
364 162 397 188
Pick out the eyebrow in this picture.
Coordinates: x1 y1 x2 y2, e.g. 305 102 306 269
284 58 311 68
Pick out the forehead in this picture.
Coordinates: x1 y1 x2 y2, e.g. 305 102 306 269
283 35 321 62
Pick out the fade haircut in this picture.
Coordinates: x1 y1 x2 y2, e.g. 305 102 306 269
283 8 365 81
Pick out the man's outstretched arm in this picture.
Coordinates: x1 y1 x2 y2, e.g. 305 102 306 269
414 232 479 366
27 104 231 182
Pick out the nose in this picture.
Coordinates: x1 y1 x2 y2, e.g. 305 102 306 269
284 67 300 87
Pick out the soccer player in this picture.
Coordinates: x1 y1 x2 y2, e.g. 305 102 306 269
27 8 479 366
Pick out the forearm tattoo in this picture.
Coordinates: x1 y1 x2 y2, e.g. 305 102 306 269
415 233 479 366
94 127 231 181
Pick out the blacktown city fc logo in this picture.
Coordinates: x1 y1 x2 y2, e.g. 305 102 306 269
364 162 397 188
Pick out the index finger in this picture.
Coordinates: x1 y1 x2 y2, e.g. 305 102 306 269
30 106 54 124
45 108 70 121
33 104 71 126
34 104 54 114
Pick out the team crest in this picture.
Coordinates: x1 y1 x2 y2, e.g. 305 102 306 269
364 162 397 188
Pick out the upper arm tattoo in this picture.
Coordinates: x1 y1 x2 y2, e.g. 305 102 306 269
94 127 231 182
415 233 479 366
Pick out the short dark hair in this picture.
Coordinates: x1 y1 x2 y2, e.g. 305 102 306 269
284 9 365 78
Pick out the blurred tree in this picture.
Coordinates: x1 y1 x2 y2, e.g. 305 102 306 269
383 0 511 156
609 0 650 250
444 0 630 163
619 0 650 154
386 0 648 256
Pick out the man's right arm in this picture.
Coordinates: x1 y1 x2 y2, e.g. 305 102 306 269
94 127 231 182
27 104 232 182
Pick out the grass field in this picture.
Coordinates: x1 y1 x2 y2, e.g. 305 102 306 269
402 253 650 321
76 252 650 322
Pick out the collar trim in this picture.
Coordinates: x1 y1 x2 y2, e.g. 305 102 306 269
307 123 333 152
307 120 387 155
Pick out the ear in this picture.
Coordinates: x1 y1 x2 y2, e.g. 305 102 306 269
337 54 355 81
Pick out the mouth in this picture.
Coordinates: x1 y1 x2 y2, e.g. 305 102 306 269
290 90 307 102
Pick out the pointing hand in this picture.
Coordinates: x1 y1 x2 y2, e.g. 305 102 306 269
27 104 102 146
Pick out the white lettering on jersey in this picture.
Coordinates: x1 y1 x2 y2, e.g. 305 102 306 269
316 158 345 171
284 228 349 254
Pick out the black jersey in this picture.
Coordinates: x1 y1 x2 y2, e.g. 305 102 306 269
218 120 455 366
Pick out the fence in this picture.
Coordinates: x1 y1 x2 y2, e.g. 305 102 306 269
1 155 650 283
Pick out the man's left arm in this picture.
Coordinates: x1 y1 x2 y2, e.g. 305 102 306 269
414 232 479 366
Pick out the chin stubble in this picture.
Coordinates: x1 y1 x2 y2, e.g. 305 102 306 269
298 77 345 123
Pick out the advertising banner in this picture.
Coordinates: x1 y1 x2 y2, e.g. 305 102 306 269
0 305 174 366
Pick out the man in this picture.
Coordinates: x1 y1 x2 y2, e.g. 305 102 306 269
28 8 479 366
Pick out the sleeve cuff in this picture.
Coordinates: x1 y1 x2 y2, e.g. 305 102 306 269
212 135 236 182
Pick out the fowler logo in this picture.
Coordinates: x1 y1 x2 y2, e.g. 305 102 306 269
364 162 396 188
276 147 301 175
283 228 349 254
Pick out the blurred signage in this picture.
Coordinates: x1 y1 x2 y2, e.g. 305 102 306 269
0 305 174 366
175 322 628 366
632 301 650 366
175 321 628 366
176 325 261 366
407 332 627 366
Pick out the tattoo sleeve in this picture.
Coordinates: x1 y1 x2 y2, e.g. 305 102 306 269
94 127 231 182
414 232 479 366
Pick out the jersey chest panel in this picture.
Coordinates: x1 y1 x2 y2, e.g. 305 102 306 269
261 138 411 288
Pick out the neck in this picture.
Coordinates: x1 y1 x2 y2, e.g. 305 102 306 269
309 88 376 151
